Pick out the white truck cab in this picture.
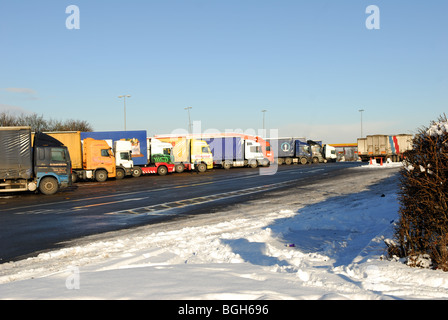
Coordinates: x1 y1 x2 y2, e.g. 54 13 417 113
245 140 267 168
105 140 134 178
149 138 173 156
323 144 337 162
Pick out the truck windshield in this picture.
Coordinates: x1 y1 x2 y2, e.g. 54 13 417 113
101 149 112 157
51 148 67 162
250 146 261 153
120 152 130 160
163 148 171 155
202 147 211 154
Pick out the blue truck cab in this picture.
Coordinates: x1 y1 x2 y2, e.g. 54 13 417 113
33 132 72 194
0 127 72 195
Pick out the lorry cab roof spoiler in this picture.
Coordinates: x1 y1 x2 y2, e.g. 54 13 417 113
34 132 65 147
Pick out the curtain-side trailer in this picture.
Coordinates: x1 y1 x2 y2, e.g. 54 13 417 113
203 136 268 169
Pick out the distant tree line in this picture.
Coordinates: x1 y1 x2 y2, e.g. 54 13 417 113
0 111 93 132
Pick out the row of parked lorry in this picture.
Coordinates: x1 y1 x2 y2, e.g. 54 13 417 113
0 127 337 195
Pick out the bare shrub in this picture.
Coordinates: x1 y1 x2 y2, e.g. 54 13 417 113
389 115 448 270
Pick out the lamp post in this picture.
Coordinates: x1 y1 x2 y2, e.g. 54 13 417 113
261 109 267 138
118 95 131 131
359 109 364 138
184 106 192 134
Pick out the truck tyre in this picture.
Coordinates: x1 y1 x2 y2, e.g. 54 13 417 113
312 157 319 164
157 165 168 176
95 170 108 182
71 172 78 183
131 166 142 177
222 161 232 170
300 157 308 165
249 160 258 168
277 158 284 165
285 158 293 165
39 177 59 195
197 163 207 173
116 168 125 179
175 164 184 173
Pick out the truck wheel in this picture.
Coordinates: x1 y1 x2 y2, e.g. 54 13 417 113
71 173 78 183
39 177 58 195
175 164 184 173
222 161 232 170
249 160 258 168
116 168 125 179
285 158 292 165
300 157 308 165
197 163 207 173
95 170 108 182
312 157 319 164
157 165 168 176
132 167 142 177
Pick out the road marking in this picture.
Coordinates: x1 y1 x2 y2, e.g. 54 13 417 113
106 180 295 216
4 165 327 214
72 198 148 210
2 175 257 213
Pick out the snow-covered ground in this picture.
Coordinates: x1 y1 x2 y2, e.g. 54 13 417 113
2 162 448 300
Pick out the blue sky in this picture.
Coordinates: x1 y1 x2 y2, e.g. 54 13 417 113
0 1 447 143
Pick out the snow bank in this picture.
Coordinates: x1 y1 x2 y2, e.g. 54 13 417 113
2 167 448 300
354 159 404 169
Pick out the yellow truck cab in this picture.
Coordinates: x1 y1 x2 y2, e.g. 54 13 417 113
191 139 213 170
82 138 116 181
155 136 213 173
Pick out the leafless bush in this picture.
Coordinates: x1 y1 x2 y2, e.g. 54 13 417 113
0 111 93 132
389 115 448 270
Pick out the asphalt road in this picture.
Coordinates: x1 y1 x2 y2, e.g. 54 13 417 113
0 162 366 262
